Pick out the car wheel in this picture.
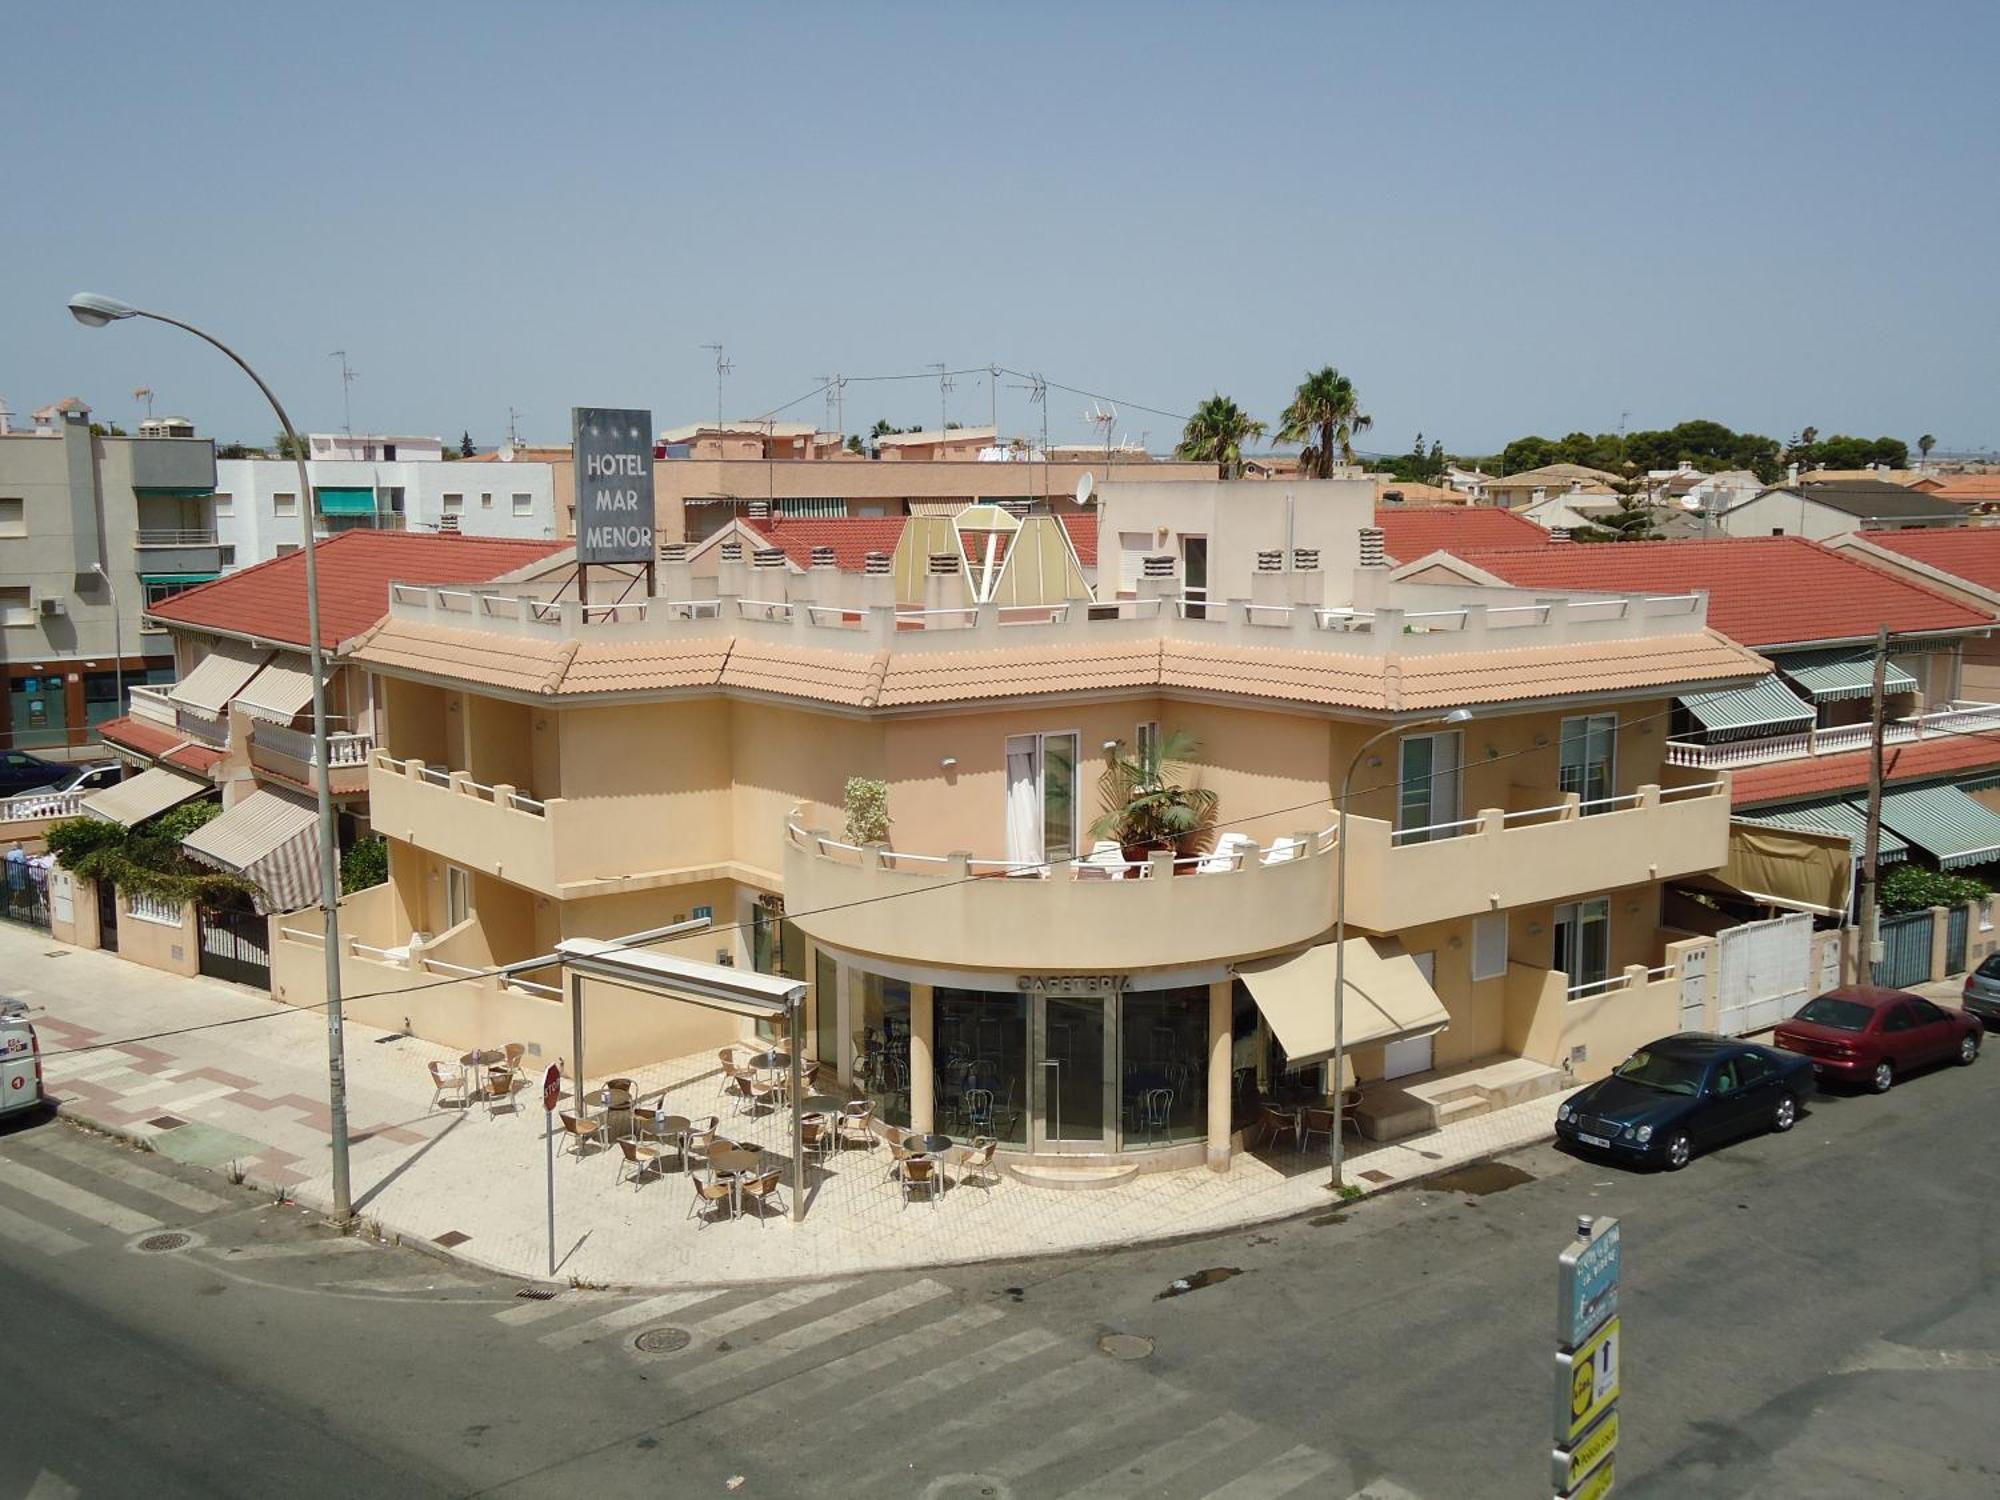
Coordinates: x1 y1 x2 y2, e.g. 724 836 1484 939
1771 1092 1797 1132
1871 1059 1894 1093
1958 1033 1980 1066
1663 1132 1693 1171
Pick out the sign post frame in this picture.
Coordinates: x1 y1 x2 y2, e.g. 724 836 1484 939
1554 1214 1622 1498
542 1061 561 1278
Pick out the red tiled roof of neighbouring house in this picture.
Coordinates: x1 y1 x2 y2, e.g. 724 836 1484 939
146 532 570 651
1852 527 2000 597
1916 474 2000 504
1060 512 1097 567
1373 506 1549 562
97 715 226 776
1454 536 1991 648
1731 734 2000 808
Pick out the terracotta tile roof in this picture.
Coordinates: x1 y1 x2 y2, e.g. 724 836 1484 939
1854 527 2000 595
1459 536 1990 648
97 715 225 776
744 516 908 571
147 532 570 651
1919 474 2000 504
721 638 886 706
1373 506 1549 562
1732 734 2000 808
565 639 733 695
1060 513 1097 567
876 640 1162 708
1395 634 1762 711
354 619 577 695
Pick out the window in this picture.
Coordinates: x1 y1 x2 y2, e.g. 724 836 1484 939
218 546 236 567
143 579 206 608
1471 912 1509 981
1397 730 1463 841
856 971 912 1127
276 543 300 556
1135 721 1160 763
1558 713 1618 813
1554 897 1611 990
1708 1058 1740 1095
0 497 24 537
1005 731 1080 865
511 492 532 517
1909 998 1949 1025
1880 1004 1917 1034
814 950 839 1077
274 491 298 517
443 492 465 514
212 492 234 518
936 987 1030 1144
445 865 471 928
0 587 31 626
480 492 493 508
1736 1051 1771 1087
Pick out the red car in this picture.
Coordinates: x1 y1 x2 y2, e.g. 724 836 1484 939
1773 986 1982 1093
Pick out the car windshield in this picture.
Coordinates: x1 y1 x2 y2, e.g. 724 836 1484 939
1978 955 2000 980
1795 996 1874 1032
1613 1049 1705 1096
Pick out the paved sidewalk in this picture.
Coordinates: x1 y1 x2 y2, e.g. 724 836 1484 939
2 923 1570 1289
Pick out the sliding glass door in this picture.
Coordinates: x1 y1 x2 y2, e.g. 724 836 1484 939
1004 731 1080 866
1397 731 1463 842
1559 714 1617 814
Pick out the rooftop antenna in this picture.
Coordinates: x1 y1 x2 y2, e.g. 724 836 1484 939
132 386 154 421
1085 401 1118 463
702 343 733 431
816 373 846 443
930 361 954 440
1008 371 1049 503
507 407 525 447
328 350 358 436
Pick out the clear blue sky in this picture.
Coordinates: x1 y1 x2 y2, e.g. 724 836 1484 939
7 0 1996 456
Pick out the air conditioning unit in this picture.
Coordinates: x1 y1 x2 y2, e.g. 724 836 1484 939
39 597 67 618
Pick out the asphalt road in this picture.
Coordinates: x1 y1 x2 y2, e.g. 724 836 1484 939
1 1045 1995 1499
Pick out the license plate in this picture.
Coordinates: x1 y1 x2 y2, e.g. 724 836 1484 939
1579 1133 1611 1148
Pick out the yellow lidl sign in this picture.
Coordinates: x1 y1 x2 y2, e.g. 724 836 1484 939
1564 1455 1615 1500
1553 1409 1619 1492
1555 1316 1620 1443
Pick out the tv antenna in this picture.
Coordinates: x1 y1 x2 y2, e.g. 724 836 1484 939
132 386 154 421
702 343 733 431
1084 401 1119 460
329 350 358 436
1008 371 1049 502
930 361 955 438
507 407 525 447
816 373 847 441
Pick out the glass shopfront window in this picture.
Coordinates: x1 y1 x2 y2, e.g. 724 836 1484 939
856 972 912 1127
1120 986 1208 1147
813 949 839 1073
8 675 69 750
751 896 806 1044
934 988 1029 1145
1231 980 1325 1129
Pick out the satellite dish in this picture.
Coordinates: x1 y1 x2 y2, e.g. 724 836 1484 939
498 445 516 463
1075 472 1094 505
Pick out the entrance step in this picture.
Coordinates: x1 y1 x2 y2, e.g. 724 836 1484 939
1004 1161 1141 1192
1379 1055 1570 1135
1433 1095 1489 1128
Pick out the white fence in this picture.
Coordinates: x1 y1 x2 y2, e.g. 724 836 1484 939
1715 912 1814 1035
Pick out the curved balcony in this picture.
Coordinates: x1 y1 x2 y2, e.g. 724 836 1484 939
782 819 1337 973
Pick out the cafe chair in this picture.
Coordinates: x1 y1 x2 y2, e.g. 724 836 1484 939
900 1154 941 1210
738 1168 785 1224
426 1060 464 1112
615 1138 662 1190
687 1170 735 1228
559 1111 607 1160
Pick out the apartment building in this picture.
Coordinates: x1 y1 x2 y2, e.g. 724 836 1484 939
267 480 1765 1173
0 398 219 756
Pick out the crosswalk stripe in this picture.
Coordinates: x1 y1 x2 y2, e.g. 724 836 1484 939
993 1379 1193 1482
32 1132 235 1214
0 1158 162 1235
643 1281 842 1350
853 1354 1102 1489
24 1471 80 1500
655 1278 951 1386
706 1304 1008 1429
157 1084 243 1113
1058 1411 1263 1498
0 1201 88 1258
536 1290 721 1350
493 1295 585 1326
1199 1444 1341 1499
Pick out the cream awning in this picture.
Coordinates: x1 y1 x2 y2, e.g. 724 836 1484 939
555 937 803 1019
1234 937 1451 1067
182 788 320 913
79 767 210 827
234 652 319 724
1717 821 1855 918
167 639 273 720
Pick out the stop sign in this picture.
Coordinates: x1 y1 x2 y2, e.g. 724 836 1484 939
542 1063 561 1113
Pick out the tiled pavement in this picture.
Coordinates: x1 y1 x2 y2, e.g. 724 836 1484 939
3 923 1570 1289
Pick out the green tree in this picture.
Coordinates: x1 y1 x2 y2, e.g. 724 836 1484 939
1501 435 1563 474
1918 433 1937 462
1276 367 1371 478
341 834 389 894
1880 863 1989 915
459 430 475 457
89 422 128 437
1174 394 1267 478
844 434 864 454
1573 494 1665 543
273 431 308 460
1808 434 1909 471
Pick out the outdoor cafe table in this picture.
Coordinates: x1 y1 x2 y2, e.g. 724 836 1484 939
633 1110 692 1168
903 1132 953 1155
742 1048 792 1076
708 1145 765 1218
458 1048 504 1095
799 1094 845 1115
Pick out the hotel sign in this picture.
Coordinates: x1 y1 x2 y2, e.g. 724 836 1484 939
572 406 655 565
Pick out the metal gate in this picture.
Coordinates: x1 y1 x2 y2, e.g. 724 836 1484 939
1873 910 1935 989
1716 912 1813 1036
1946 906 1970 977
198 906 271 990
2 865 49 931
96 880 119 952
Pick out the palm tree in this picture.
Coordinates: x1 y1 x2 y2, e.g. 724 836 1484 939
1919 433 1937 463
1276 366 1372 478
1175 395 1267 478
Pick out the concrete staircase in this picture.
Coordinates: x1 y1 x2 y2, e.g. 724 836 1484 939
1355 1055 1566 1142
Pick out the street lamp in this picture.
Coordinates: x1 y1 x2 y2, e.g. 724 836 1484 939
89 562 122 726
68 292 354 1222
1330 706 1473 1189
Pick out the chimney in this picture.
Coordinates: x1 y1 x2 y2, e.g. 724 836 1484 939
1357 526 1387 569
1137 553 1177 605
1549 526 1573 543
656 540 691 599
716 537 749 598
1252 548 1287 608
810 545 838 571
747 498 770 520
752 545 788 588
861 549 896 611
923 550 963 619
1786 462 1799 484
1287 548 1324 607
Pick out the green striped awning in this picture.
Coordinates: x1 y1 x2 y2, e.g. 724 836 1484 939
1870 784 2000 870
1680 676 1816 741
1735 802 1908 865
315 486 378 516
1776 649 1918 703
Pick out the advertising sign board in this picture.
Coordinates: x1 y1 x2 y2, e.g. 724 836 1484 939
1555 1316 1620 1445
572 407 655 564
1559 1216 1621 1348
1552 1409 1618 1493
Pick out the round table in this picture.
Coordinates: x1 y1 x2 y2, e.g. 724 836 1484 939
902 1132 953 1155
742 1049 791 1073
799 1094 846 1115
459 1048 505 1096
633 1111 691 1166
707 1145 765 1218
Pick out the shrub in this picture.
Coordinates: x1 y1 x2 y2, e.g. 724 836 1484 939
43 806 261 909
341 834 389 894
1879 863 1991 916
842 777 891 845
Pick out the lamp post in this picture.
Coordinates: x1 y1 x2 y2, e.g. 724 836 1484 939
89 562 122 726
1331 706 1472 1190
68 292 353 1222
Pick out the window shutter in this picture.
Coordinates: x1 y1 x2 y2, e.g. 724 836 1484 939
1472 912 1508 982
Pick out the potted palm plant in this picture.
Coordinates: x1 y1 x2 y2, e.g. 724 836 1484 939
1089 730 1220 871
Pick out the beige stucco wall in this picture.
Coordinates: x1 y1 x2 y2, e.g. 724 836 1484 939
1094 479 1375 600
116 899 199 977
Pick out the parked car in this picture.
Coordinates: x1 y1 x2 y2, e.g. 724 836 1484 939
47 761 121 796
0 749 68 797
1555 1033 1814 1171
1962 957 2000 1032
1772 986 1982 1093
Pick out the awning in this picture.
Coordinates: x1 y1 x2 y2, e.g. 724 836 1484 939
1777 649 1918 703
316 486 378 516
1234 937 1450 1068
80 767 210 827
1719 820 1856 917
1680 676 1816 741
182 788 321 912
905 499 976 516
234 653 319 724
1872 784 2000 870
167 639 272 720
1736 801 1910 865
555 937 804 1019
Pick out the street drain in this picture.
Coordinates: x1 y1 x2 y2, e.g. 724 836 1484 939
514 1287 559 1301
1156 1267 1243 1300
1098 1332 1153 1361
1427 1162 1533 1196
138 1231 193 1253
634 1326 692 1354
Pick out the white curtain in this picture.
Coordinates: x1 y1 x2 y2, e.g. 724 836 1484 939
1005 738 1041 867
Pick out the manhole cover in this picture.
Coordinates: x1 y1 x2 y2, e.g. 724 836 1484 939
634 1326 692 1354
138 1231 193 1253
1098 1332 1153 1361
148 1115 186 1130
433 1230 471 1249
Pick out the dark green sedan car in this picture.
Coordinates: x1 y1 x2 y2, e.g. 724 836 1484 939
1554 1033 1815 1171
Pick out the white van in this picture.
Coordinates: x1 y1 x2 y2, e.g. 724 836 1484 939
1 1005 43 1120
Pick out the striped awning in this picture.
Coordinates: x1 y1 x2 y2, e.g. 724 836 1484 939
1680 676 1816 741
1736 801 1909 865
1871 784 2000 871
182 788 321 913
234 652 319 724
79 767 210 828
904 499 977 516
167 639 272 720
1776 649 1918 703
316 486 378 516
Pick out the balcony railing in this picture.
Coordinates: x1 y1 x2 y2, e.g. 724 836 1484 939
128 684 178 728
0 789 82 822
253 723 376 767
1666 702 2000 770
134 528 219 547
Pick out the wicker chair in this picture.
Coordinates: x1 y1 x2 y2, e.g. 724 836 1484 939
687 1170 735 1227
615 1138 662 1189
900 1154 941 1210
426 1060 464 1112
738 1168 785 1224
